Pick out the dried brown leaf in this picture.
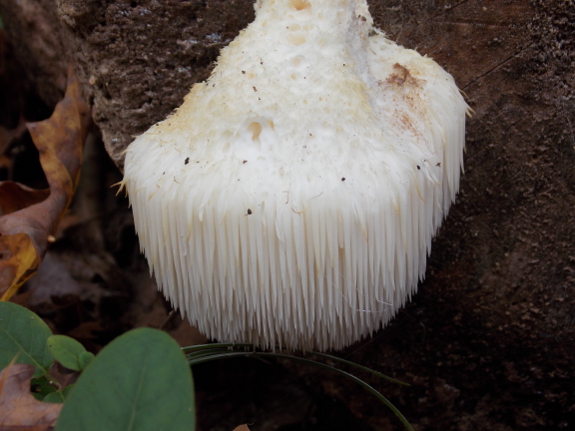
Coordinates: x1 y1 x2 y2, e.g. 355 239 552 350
232 425 252 431
0 65 90 300
0 183 50 216
0 363 61 430
0 233 36 300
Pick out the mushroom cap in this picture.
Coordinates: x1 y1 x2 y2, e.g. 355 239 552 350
123 0 468 351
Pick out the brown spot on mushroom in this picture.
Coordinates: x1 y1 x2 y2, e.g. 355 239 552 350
185 157 190 165
289 0 311 12
286 33 307 46
248 122 262 142
247 208 252 215
386 63 421 89
380 64 427 141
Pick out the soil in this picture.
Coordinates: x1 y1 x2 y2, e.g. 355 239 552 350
0 0 573 430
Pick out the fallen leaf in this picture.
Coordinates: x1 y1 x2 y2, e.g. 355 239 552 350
0 65 90 300
0 363 61 430
7 289 34 308
232 425 252 431
65 321 103 341
0 233 36 298
0 182 50 216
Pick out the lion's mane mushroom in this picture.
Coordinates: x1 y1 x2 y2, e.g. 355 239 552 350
122 0 468 351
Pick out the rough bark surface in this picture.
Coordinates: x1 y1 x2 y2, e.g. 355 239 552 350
0 0 573 430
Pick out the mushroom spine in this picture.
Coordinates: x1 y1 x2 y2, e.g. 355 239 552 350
122 0 469 351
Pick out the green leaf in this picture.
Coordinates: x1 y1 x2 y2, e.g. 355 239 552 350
47 335 87 371
0 302 53 378
55 328 195 431
43 390 66 403
43 385 74 403
31 376 57 400
78 351 95 370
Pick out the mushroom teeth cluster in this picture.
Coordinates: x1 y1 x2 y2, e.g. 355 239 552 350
122 0 469 351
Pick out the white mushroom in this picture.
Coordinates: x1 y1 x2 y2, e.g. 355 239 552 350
122 0 468 351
